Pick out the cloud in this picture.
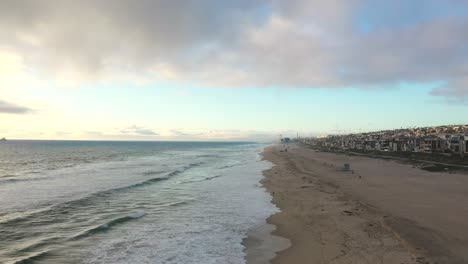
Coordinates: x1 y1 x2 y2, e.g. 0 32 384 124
0 0 264 84
159 129 203 138
430 78 468 104
0 99 32 114
120 125 159 136
168 129 190 137
3 124 287 141
193 129 280 141
0 0 467 99
160 129 282 141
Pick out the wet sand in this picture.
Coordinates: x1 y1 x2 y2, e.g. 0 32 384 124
248 144 468 264
244 223 290 264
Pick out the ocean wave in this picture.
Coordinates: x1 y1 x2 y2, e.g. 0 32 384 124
188 162 204 168
217 162 246 170
0 163 198 226
15 237 60 255
12 250 51 264
195 154 219 158
0 176 50 185
114 162 202 190
179 175 222 184
4 212 146 263
0 207 53 225
141 170 165 176
164 200 191 207
72 211 145 240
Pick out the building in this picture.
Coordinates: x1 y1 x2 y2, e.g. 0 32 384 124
303 125 468 158
420 137 446 153
448 135 464 155
461 135 468 154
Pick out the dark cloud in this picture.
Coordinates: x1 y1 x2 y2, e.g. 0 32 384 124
340 18 468 84
0 99 32 114
430 77 468 103
0 0 265 80
0 0 467 100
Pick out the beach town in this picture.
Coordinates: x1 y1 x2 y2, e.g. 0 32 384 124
302 125 468 157
259 127 468 264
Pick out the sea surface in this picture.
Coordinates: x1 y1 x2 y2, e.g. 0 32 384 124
0 140 277 264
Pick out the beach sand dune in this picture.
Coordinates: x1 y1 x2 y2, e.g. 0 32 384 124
255 144 468 264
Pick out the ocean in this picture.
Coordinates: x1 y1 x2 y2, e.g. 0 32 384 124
0 141 278 264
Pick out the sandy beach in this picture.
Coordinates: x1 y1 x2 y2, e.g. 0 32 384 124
247 143 468 264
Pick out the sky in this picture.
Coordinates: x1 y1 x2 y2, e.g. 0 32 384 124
1 0 468 141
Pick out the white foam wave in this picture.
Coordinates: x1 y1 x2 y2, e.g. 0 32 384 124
85 145 278 264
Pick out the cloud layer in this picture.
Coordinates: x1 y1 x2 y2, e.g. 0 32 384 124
0 0 467 99
0 99 32 114
41 127 280 141
120 125 159 136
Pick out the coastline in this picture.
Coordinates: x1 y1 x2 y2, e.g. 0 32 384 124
243 151 291 264
247 143 468 264
244 223 290 264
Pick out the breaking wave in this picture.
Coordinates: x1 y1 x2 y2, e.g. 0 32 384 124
12 250 51 264
73 211 146 240
0 163 201 226
0 176 51 185
179 175 223 184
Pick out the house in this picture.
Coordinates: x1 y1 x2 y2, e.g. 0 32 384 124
407 138 420 152
420 137 446 153
353 141 363 150
380 140 390 151
389 138 410 152
305 125 468 156
464 136 468 154
456 135 468 155
448 135 463 154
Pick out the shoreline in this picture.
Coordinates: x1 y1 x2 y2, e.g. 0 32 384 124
243 152 291 264
246 143 468 264
243 223 290 264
